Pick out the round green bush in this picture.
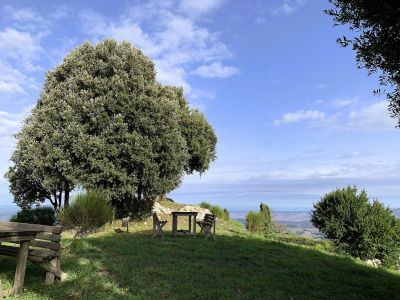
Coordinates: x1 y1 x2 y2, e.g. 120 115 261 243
311 186 400 268
10 207 56 225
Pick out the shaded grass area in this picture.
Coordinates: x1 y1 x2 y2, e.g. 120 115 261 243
0 219 399 299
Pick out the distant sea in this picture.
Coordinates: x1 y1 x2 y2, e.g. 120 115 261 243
0 205 18 221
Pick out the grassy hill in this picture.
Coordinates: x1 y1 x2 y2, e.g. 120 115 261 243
0 203 399 299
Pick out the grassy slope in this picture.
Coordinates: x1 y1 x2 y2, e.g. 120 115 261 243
1 203 399 299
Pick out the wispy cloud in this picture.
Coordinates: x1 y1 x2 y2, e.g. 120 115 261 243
193 62 239 78
273 110 325 126
333 97 358 107
271 0 306 15
273 100 396 132
347 100 396 131
79 1 236 98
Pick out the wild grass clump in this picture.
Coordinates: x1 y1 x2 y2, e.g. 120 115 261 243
199 201 230 220
246 211 264 233
10 206 56 225
58 190 114 236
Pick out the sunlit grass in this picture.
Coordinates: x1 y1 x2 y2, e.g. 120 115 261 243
1 216 399 299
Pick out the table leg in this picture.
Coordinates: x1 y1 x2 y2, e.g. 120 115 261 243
12 240 30 295
189 215 192 233
173 215 177 236
194 215 197 238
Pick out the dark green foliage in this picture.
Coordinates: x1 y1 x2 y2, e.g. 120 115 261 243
246 211 264 233
223 208 230 220
311 186 400 267
58 191 115 235
6 39 217 217
260 202 274 236
166 198 174 203
326 1 400 125
199 201 212 209
10 207 56 226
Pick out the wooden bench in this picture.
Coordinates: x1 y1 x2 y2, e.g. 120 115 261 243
152 213 167 239
0 222 66 285
196 214 216 240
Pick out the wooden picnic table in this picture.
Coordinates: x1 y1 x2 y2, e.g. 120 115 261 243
0 222 40 297
172 212 198 237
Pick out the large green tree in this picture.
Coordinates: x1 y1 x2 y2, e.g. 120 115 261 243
6 39 217 214
326 0 400 125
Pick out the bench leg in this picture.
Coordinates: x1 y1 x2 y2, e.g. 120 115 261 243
12 240 30 295
45 258 57 285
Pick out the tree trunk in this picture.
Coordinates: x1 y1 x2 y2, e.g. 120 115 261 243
52 191 58 211
64 185 70 208
58 190 63 209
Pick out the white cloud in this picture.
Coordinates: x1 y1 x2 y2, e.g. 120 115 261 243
79 2 235 100
193 62 239 78
333 97 358 107
271 0 306 15
0 27 44 72
4 6 46 25
178 0 226 17
0 60 38 97
3 5 70 30
274 110 325 126
348 101 396 131
0 110 26 135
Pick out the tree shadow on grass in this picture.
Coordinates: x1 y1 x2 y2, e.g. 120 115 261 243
1 231 400 299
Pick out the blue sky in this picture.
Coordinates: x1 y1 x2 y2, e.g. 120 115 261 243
0 0 399 212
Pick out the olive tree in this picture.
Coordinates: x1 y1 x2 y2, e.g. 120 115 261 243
326 0 400 125
6 39 217 216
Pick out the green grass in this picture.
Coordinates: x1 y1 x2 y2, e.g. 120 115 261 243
1 217 399 299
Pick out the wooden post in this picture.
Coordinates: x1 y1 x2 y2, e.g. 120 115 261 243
172 214 177 236
12 240 30 295
188 215 192 233
45 258 57 285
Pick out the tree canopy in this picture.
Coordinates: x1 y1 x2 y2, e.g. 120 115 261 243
6 39 217 214
326 0 400 125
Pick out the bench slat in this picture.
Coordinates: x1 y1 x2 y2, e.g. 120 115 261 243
36 232 61 243
0 221 62 234
30 240 60 251
0 245 57 262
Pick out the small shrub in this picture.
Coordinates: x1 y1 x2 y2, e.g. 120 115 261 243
199 202 230 220
311 186 400 268
210 205 230 220
199 201 212 209
58 190 115 236
223 208 230 220
10 207 56 225
260 203 274 236
246 211 264 234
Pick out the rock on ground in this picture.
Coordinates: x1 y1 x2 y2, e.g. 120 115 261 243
152 202 211 220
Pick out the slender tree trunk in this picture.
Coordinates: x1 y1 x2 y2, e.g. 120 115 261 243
64 185 70 208
58 190 63 209
52 191 58 211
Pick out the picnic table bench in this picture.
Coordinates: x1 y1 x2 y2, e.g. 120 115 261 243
0 221 66 296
